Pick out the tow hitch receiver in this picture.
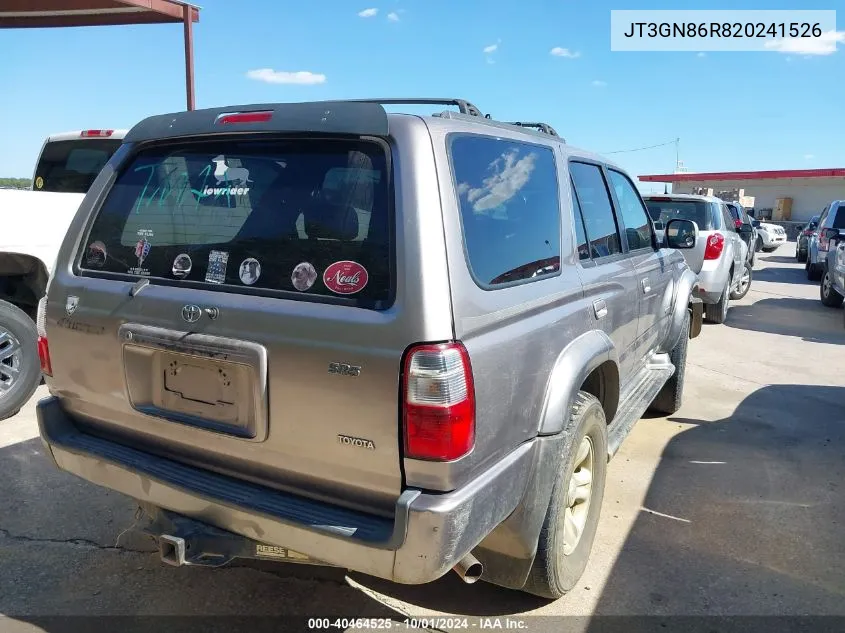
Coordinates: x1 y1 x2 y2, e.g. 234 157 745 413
142 508 334 568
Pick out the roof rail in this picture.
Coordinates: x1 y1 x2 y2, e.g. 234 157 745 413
506 122 561 138
346 98 484 117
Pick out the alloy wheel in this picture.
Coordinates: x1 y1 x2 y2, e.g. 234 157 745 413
562 436 594 555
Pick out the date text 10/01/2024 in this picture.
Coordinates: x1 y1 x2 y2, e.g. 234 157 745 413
307 618 528 630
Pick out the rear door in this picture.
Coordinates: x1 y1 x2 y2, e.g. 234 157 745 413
605 169 673 355
50 135 406 514
570 161 641 379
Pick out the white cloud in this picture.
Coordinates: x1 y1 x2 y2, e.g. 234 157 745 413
591 80 607 87
804 154 815 160
550 47 580 58
483 42 499 54
697 52 706 57
764 30 845 55
358 7 378 18
387 11 399 22
459 150 538 214
246 68 326 85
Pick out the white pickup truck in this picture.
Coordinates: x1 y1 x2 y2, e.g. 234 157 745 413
0 129 126 419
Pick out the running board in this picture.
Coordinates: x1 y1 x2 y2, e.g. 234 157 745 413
606 354 675 459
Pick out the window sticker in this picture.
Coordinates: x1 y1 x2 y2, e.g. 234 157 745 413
238 258 261 286
35 176 44 190
205 250 229 284
322 261 369 295
291 262 317 292
205 155 253 197
85 241 107 268
172 254 192 279
128 229 153 276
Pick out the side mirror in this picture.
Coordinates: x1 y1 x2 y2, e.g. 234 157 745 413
739 224 754 236
752 220 761 228
665 218 698 249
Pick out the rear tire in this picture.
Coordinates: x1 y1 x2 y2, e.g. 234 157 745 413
704 281 730 324
806 260 823 281
0 299 40 421
797 248 807 263
730 262 752 300
820 268 844 308
522 392 608 600
650 311 689 416
755 236 763 252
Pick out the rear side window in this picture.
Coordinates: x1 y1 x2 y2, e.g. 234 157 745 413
79 139 392 306
833 206 845 229
645 199 713 231
607 169 653 251
450 135 561 286
34 139 122 193
570 162 622 258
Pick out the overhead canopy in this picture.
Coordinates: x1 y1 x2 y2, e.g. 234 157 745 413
0 0 200 109
0 0 199 28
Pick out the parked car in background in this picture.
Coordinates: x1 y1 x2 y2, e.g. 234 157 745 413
820 237 845 308
807 201 845 281
724 201 757 266
755 221 787 253
644 194 751 322
796 215 820 263
0 128 126 421
36 98 705 600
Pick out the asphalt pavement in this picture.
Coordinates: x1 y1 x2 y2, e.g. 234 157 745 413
1 245 844 633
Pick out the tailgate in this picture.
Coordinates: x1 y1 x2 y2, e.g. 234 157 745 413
46 133 407 514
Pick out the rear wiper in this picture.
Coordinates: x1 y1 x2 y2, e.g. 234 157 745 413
130 278 150 297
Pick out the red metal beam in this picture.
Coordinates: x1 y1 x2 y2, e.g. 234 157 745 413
640 168 845 183
0 0 199 27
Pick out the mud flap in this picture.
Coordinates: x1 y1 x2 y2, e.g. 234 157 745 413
689 297 704 339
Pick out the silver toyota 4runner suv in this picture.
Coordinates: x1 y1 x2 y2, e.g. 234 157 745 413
36 98 703 599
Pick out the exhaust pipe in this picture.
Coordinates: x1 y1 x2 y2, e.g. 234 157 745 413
159 534 187 567
452 552 483 584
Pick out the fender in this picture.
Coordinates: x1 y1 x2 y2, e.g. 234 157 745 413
537 329 618 435
661 267 698 353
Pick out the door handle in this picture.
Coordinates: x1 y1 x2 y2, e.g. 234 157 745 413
641 278 651 293
593 299 608 320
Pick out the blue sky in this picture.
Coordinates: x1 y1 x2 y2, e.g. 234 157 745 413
2 0 843 191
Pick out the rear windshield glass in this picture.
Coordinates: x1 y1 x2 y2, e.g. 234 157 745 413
834 208 845 229
34 139 122 193
79 139 392 306
645 199 712 231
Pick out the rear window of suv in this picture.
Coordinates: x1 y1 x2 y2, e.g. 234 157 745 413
34 139 122 193
78 138 392 307
833 207 845 229
645 198 714 231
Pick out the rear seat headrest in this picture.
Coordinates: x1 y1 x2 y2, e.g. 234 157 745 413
303 201 360 241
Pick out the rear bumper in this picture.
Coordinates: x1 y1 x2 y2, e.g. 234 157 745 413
37 396 535 585
761 233 786 248
695 265 730 303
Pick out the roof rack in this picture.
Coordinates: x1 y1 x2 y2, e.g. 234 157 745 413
506 122 561 138
345 98 485 117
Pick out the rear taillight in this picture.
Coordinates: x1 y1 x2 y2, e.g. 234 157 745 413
80 129 114 137
734 219 742 229
36 296 52 376
703 233 725 260
215 111 273 125
402 342 475 461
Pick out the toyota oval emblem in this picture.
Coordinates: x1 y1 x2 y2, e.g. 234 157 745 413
181 304 202 323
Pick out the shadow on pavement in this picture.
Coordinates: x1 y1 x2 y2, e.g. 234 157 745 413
589 384 845 618
752 264 813 286
725 297 845 344
758 255 800 266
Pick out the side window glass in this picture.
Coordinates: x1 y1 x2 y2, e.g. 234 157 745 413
450 135 561 286
833 206 845 229
569 162 622 258
571 179 591 260
607 169 654 251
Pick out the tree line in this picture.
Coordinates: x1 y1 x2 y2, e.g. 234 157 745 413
0 178 31 189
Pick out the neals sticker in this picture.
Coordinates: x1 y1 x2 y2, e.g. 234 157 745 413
128 229 153 276
322 261 369 295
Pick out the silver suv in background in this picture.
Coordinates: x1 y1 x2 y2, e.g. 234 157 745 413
36 98 704 600
820 235 845 309
724 201 757 266
644 194 750 323
807 201 845 281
